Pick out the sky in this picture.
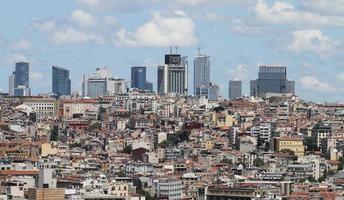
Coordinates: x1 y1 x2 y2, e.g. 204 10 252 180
0 0 344 102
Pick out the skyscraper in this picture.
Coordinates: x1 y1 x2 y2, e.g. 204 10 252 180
52 66 71 96
194 54 210 95
9 62 31 96
82 67 128 98
87 77 107 98
131 66 146 90
250 66 295 98
8 72 15 96
157 54 188 95
15 62 29 88
229 80 242 99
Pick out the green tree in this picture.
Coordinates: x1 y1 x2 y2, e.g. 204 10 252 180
304 137 317 151
98 106 106 121
50 129 59 141
253 157 265 167
122 145 132 154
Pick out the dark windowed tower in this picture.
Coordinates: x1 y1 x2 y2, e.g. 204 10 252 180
52 66 71 96
250 66 295 98
15 62 29 88
131 66 147 90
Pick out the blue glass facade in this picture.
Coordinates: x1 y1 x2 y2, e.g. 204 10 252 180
131 66 146 90
52 66 71 96
15 62 29 88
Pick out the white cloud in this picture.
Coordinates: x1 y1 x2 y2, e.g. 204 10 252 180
300 76 337 93
103 16 117 26
33 19 55 31
230 19 263 35
52 28 105 45
302 0 344 15
12 39 33 52
31 71 44 81
76 0 146 12
229 64 249 81
255 0 344 27
336 73 344 82
71 9 95 27
287 30 336 55
115 10 198 47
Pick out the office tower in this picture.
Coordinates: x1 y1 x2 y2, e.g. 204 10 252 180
108 78 127 94
145 81 153 91
15 62 29 88
87 77 107 98
194 54 210 95
82 67 127 98
8 72 15 96
157 65 166 95
10 62 31 96
131 66 146 90
250 66 295 98
229 80 242 99
207 82 219 100
52 66 71 96
157 54 188 95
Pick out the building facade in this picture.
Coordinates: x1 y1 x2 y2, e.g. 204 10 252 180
9 62 31 96
194 54 210 95
250 66 295 98
131 66 146 90
157 54 188 96
52 66 71 96
229 80 242 100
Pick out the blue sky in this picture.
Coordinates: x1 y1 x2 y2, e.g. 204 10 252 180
0 0 344 102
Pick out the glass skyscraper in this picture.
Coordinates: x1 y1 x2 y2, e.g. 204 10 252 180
250 66 295 98
194 54 210 95
52 66 71 96
229 80 242 100
15 62 29 88
131 66 147 90
9 62 31 96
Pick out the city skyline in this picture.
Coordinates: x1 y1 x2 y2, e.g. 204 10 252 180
0 0 343 102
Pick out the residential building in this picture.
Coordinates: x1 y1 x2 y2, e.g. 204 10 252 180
153 178 182 200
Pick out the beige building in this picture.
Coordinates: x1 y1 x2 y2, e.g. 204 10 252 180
28 188 65 200
274 137 305 156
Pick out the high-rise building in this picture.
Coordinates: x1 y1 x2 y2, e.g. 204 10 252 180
82 67 127 98
9 62 31 96
15 62 29 88
229 80 242 99
87 77 107 98
157 54 188 95
52 66 71 96
250 66 295 98
208 82 219 100
8 72 15 96
131 66 146 90
194 54 210 95
108 78 127 94
157 65 166 95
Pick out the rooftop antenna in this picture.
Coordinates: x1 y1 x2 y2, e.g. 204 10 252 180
197 47 201 56
175 46 179 54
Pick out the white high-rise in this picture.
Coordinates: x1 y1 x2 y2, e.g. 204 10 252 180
157 54 188 96
82 67 127 98
194 54 210 95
